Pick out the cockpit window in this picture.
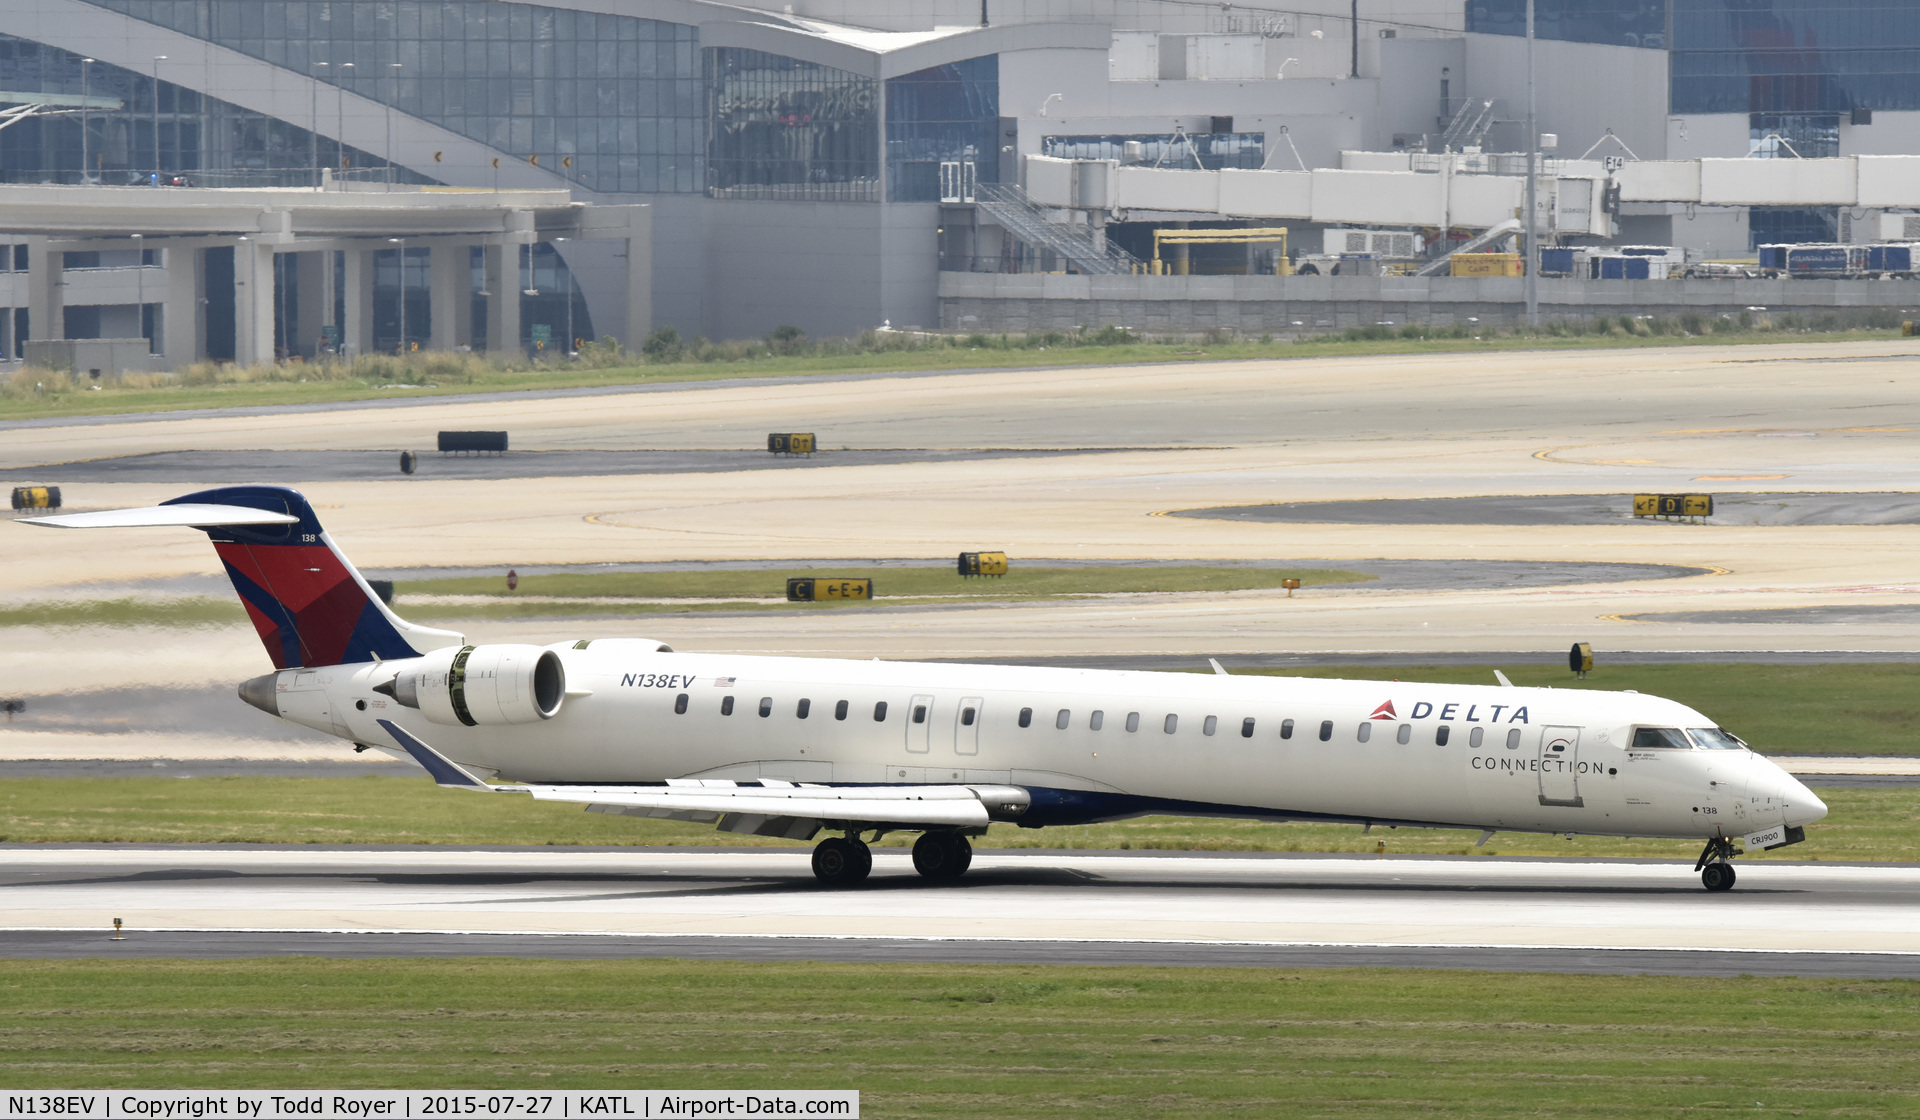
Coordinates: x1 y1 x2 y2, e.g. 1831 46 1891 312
1688 727 1747 751
1631 727 1691 749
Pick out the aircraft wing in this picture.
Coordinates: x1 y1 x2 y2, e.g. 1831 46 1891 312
377 719 1026 830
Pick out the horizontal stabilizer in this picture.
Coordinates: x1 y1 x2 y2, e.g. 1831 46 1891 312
19 503 300 529
377 719 496 791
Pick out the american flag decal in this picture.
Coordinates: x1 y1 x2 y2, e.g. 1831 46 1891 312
714 676 736 687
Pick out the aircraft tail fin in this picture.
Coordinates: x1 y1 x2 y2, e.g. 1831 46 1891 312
22 484 464 669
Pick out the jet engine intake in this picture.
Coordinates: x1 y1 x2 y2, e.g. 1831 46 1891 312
381 644 566 726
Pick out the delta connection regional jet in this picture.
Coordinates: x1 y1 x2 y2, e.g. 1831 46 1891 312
25 485 1827 891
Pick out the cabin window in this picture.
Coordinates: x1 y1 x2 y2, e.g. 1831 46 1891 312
1435 725 1451 746
1505 728 1522 749
961 706 977 726
1056 709 1071 730
1241 718 1255 738
758 696 773 718
835 700 849 721
1689 727 1746 751
1018 707 1032 728
1126 712 1140 732
1318 720 1333 742
673 693 688 715
913 704 928 724
1468 726 1483 748
873 701 888 722
1164 714 1178 734
1280 719 1294 740
721 695 735 716
1202 715 1217 736
796 698 811 719
1632 727 1689 749
1356 722 1372 743
1396 723 1411 745
1090 710 1104 730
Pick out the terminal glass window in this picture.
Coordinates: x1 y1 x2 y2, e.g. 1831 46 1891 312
79 0 704 193
886 54 998 202
1749 113 1839 158
706 48 877 202
1750 206 1838 249
0 32 396 186
1466 0 1668 48
1670 0 1920 113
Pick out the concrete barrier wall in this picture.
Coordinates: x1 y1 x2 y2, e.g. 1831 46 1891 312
938 272 1920 333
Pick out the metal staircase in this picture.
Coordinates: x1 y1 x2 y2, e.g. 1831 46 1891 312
1414 218 1523 276
974 183 1141 275
1437 98 1499 152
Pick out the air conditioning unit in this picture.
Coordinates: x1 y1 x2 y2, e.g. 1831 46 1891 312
1321 228 1426 258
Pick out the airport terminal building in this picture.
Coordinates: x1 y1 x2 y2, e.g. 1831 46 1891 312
1 0 1915 357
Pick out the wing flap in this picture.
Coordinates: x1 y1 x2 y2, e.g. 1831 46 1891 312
528 783 993 827
19 503 301 529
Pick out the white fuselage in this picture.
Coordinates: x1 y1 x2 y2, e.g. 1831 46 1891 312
272 644 1827 842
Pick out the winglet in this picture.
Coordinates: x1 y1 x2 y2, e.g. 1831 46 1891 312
377 718 494 791
1493 670 1515 688
1209 658 1229 676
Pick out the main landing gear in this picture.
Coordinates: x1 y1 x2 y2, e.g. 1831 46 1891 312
912 831 972 881
1695 836 1738 892
808 830 975 885
811 835 872 885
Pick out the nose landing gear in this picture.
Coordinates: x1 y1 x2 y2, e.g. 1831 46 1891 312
1695 836 1738 892
811 835 873 885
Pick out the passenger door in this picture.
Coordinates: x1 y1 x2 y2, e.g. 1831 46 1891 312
1538 725 1583 807
905 694 933 754
954 696 982 756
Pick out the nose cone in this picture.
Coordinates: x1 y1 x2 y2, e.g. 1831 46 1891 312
1751 753 1828 828
238 672 281 717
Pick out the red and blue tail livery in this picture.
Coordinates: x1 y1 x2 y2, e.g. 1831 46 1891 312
27 484 464 669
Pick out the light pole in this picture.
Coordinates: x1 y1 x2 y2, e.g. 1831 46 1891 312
80 58 93 184
311 61 327 184
386 62 401 189
555 238 575 356
388 237 406 353
150 55 167 185
132 233 145 351
1523 0 1538 328
336 62 353 175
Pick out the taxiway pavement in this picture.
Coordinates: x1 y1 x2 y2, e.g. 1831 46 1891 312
3 846 1916 976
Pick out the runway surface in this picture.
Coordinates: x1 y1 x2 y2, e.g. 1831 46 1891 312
0 446 1151 483
3 846 1916 975
1177 492 1920 527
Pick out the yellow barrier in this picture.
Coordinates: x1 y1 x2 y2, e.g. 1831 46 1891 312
958 551 1009 577
1570 642 1593 678
768 432 816 455
1904 321 1916 337
10 486 61 511
1633 493 1713 520
1450 253 1524 278
787 577 872 602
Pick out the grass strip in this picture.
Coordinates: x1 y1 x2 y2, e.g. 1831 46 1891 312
0 327 1898 423
0 959 1915 1117
0 598 246 629
0 777 1907 860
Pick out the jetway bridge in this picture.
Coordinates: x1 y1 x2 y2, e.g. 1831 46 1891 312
1020 153 1920 243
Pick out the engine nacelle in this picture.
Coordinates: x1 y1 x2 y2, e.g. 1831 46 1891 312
384 644 566 726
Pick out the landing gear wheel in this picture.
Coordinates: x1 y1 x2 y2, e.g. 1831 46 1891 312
912 832 973 880
1701 862 1737 892
812 837 871 885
